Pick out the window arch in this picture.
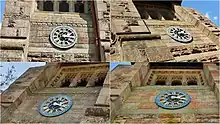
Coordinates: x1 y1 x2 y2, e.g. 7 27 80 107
147 9 162 20
61 79 71 87
43 0 53 11
187 80 197 85
155 80 166 85
59 0 69 12
171 80 182 86
75 0 84 13
160 9 176 20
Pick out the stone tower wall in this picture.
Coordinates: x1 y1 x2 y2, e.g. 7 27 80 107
28 12 97 62
110 62 220 123
0 63 110 123
0 0 110 62
0 0 35 61
94 0 111 61
110 0 219 62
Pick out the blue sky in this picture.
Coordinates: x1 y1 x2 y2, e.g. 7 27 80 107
182 0 220 26
0 62 46 92
110 62 131 71
0 0 219 26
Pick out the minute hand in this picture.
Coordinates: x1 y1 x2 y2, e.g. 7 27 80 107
62 35 75 38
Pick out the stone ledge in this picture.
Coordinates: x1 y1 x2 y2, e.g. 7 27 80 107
95 87 110 107
111 82 132 104
80 116 109 124
0 38 26 50
84 107 110 118
119 34 161 41
28 47 92 54
103 73 110 88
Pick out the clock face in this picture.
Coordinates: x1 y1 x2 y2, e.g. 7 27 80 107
50 26 78 49
167 27 193 43
39 95 72 117
155 90 191 109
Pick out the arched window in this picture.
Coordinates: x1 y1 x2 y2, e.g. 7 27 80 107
75 0 84 13
171 80 182 86
43 0 53 11
155 80 166 85
61 80 71 87
59 0 69 12
77 79 87 86
160 10 175 20
187 80 197 85
147 9 162 20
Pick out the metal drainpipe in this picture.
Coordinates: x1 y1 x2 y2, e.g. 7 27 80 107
90 0 101 61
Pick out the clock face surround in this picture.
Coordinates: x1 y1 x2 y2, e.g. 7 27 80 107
155 90 191 109
39 95 72 117
167 27 193 43
50 26 78 49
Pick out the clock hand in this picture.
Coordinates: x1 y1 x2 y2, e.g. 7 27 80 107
171 96 182 99
53 102 63 107
62 35 75 38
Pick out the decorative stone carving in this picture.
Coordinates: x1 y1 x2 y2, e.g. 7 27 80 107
170 43 218 58
148 70 205 86
126 19 139 26
8 17 16 27
156 75 168 81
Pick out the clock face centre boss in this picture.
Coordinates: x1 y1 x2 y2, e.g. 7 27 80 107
50 26 78 49
155 90 191 109
39 95 73 117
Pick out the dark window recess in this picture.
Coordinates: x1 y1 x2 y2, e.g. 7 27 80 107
148 10 162 20
187 80 197 85
160 10 175 20
171 80 182 86
59 1 69 12
95 78 105 86
37 1 40 10
155 80 166 85
43 1 54 11
61 80 71 87
77 79 87 86
136 7 149 19
75 1 84 13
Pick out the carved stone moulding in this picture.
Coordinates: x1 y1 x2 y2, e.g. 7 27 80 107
148 69 205 86
4 14 30 20
147 25 194 28
199 55 220 62
111 16 141 20
170 43 218 58
30 22 92 28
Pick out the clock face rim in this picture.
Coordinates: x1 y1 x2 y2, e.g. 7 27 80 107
50 26 78 49
39 95 73 117
155 90 191 109
167 26 193 43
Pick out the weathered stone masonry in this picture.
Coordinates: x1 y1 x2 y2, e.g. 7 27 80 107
0 0 110 62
